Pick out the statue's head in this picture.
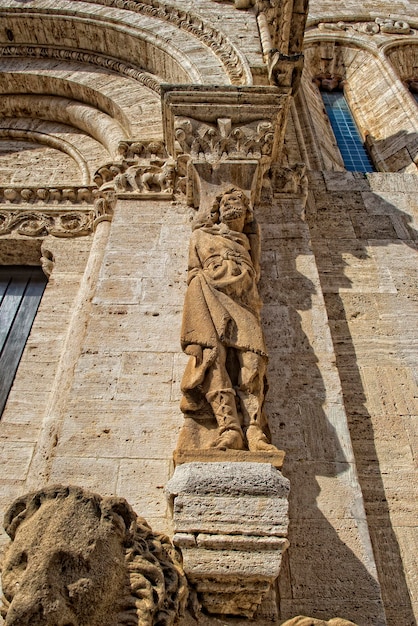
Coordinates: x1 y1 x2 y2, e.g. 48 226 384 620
1 485 187 626
213 187 253 228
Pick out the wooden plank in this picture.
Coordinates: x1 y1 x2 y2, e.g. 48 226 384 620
0 271 29 353
0 267 47 416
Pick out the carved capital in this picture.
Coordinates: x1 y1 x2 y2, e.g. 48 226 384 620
162 85 289 164
174 116 275 164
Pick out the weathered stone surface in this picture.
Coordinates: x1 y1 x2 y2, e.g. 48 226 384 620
281 618 358 626
167 462 289 618
177 186 281 454
1 485 187 626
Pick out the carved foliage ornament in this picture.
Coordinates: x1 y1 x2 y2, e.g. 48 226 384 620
174 117 275 164
317 18 413 36
1 485 187 626
0 210 94 237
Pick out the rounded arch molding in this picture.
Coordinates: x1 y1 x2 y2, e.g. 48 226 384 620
0 127 90 185
0 3 252 86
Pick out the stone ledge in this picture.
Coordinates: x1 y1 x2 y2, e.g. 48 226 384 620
174 448 285 468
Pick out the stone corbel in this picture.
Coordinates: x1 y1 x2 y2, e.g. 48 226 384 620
167 462 290 619
161 85 290 204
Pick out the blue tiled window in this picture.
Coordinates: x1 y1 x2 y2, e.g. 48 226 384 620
321 91 375 172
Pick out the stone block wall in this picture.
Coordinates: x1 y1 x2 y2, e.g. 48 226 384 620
307 171 418 626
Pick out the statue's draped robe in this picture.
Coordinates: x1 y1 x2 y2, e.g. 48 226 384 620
181 223 267 407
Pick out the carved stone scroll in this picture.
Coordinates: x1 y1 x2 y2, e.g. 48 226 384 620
317 18 413 36
0 209 95 237
1 485 188 626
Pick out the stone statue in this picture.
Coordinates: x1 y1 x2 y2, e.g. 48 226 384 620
1 485 187 626
180 186 277 452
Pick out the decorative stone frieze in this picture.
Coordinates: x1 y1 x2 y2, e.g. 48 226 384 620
0 186 94 205
167 462 290 619
174 116 275 164
117 140 167 161
317 18 414 36
95 159 176 198
0 209 95 237
0 184 116 237
1 485 188 626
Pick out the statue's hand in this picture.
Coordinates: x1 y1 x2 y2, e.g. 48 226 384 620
184 344 203 365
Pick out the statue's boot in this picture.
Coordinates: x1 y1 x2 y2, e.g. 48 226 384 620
238 391 278 452
206 389 245 450
246 423 278 452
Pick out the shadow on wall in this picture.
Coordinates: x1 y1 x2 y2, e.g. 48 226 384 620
303 168 417 626
366 130 418 174
256 196 385 626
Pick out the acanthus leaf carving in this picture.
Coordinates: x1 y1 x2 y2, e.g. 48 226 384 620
174 116 275 164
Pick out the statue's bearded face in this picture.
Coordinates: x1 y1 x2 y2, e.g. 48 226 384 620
1 496 126 626
219 191 247 226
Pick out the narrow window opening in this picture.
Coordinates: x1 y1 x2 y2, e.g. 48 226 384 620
0 266 47 416
321 89 375 172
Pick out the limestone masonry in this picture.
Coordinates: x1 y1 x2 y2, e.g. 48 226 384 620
0 0 416 624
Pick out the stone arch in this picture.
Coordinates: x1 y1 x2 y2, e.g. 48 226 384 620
0 128 90 186
0 1 251 86
297 33 418 171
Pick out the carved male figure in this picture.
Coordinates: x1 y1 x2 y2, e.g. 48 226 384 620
180 187 276 452
1 485 187 626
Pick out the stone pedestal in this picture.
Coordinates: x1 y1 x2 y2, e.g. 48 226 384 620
166 461 290 618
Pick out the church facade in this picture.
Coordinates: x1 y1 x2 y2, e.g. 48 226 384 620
0 0 417 624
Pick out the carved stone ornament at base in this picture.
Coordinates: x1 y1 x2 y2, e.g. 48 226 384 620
1 485 188 626
166 462 290 619
281 618 358 626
